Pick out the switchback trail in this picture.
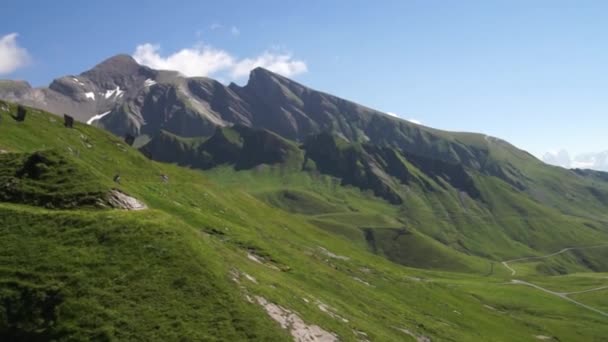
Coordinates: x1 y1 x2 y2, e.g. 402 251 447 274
501 244 608 276
502 244 608 318
509 280 608 318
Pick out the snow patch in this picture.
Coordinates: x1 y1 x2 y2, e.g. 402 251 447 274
104 86 124 99
72 77 85 86
84 92 95 100
144 78 157 87
86 111 111 125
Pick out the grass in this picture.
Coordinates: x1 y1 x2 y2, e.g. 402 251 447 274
0 150 110 209
0 101 608 341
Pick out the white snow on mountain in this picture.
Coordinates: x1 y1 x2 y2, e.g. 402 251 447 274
104 86 124 99
144 78 157 87
86 111 111 125
72 77 85 86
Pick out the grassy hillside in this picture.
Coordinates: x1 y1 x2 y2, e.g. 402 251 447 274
1 101 608 341
183 127 608 275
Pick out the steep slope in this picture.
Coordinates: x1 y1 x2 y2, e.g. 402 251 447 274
141 125 303 170
0 56 530 171
3 101 608 341
141 125 608 277
0 150 140 209
302 132 481 205
5 55 608 225
0 55 165 123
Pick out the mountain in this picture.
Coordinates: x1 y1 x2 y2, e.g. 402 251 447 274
0 56 558 198
2 100 608 341
140 125 303 171
0 55 167 123
3 56 608 340
0 55 526 170
5 55 608 262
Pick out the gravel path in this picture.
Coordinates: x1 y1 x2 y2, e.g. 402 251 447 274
501 244 608 276
501 244 608 318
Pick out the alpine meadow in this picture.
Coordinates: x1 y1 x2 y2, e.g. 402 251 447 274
1 2 608 341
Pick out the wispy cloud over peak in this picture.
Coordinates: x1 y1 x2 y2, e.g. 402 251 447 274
133 42 307 81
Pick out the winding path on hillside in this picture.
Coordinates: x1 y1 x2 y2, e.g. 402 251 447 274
501 244 608 318
509 280 608 317
502 244 608 276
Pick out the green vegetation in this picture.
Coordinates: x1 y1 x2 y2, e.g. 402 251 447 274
0 150 110 208
1 101 607 341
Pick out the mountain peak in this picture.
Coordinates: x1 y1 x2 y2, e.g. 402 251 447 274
247 67 275 83
80 54 155 89
248 67 291 81
87 54 141 75
245 67 305 94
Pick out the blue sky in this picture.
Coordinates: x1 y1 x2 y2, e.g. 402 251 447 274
1 1 607 157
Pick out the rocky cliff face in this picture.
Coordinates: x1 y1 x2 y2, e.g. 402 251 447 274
1 55 523 170
0 55 164 123
1 54 567 202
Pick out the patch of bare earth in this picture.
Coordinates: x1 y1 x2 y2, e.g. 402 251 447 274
318 246 349 260
255 296 338 342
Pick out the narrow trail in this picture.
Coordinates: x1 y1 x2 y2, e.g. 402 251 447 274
501 244 608 318
509 280 608 317
562 285 608 295
502 244 608 276
501 261 517 276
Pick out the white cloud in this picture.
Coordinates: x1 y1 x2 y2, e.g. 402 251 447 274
407 118 422 125
230 26 240 36
543 149 608 171
133 42 307 81
210 23 223 30
133 43 235 77
0 33 30 75
386 111 399 117
230 51 307 78
542 149 571 168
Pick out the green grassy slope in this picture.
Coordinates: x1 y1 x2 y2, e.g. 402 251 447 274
142 127 608 277
1 102 608 341
205 162 608 277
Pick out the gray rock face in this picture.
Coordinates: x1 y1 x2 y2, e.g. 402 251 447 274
106 189 147 210
0 55 161 123
0 54 530 171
